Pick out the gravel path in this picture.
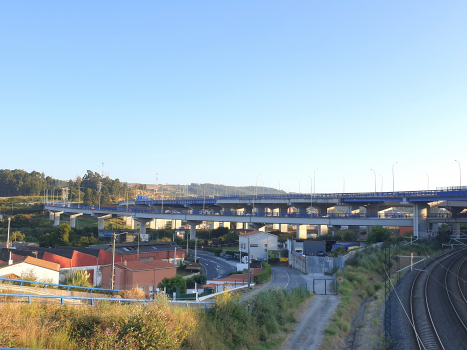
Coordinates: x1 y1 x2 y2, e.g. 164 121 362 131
281 294 340 350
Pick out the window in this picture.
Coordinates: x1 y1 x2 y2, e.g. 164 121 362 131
264 244 268 247
149 285 154 295
264 249 267 252
139 286 145 291
250 244 258 247
141 257 155 261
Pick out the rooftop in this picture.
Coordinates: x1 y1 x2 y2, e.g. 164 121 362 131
0 256 60 272
240 231 277 238
115 260 177 271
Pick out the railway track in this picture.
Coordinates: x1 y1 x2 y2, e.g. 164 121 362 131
410 248 467 349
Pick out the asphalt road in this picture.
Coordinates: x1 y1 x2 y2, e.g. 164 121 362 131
197 253 236 279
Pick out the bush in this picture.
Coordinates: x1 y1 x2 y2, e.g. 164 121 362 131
120 287 146 299
158 275 187 295
63 270 92 288
268 257 280 264
366 225 391 244
254 262 272 284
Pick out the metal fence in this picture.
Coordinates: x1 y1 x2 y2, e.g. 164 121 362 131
305 256 345 274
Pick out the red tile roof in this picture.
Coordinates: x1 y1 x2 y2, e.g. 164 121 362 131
24 256 60 271
240 231 263 237
115 260 177 271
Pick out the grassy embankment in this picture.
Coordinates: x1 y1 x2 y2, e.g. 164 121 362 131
0 286 310 350
320 239 449 349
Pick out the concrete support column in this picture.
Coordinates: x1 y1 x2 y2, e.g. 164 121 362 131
187 221 201 240
212 222 219 229
171 220 182 229
54 212 63 227
365 203 380 217
329 225 341 237
250 223 266 231
69 213 83 228
96 214 112 231
295 206 309 215
254 205 268 215
413 203 429 238
132 218 138 230
223 222 231 229
296 225 307 239
236 222 244 229
244 223 249 230
156 219 166 229
317 225 328 236
453 223 461 235
148 219 156 229
49 212 54 221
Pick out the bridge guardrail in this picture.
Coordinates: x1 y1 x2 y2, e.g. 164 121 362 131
45 203 416 219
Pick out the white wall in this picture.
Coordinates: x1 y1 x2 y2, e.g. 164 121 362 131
59 266 101 286
0 263 59 284
239 233 278 260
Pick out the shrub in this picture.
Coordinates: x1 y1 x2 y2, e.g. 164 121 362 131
120 287 146 299
63 270 92 288
254 262 272 284
158 275 187 295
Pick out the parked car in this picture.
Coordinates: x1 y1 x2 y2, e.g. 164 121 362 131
224 254 234 260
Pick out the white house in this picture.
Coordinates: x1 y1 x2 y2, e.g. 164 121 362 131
239 231 278 261
0 256 60 284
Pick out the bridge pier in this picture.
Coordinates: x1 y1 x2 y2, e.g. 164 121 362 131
49 212 54 221
97 214 112 231
413 203 429 238
148 219 156 229
212 221 219 229
188 221 202 240
250 223 266 231
70 213 83 228
236 222 244 229
54 212 63 226
171 220 182 229
317 225 328 236
329 225 341 236
135 218 153 239
296 225 307 239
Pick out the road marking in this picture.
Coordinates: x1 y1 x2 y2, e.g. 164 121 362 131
284 270 290 289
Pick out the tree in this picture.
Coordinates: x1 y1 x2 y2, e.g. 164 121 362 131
83 188 96 206
366 225 392 244
56 223 71 245
10 231 26 242
158 275 187 295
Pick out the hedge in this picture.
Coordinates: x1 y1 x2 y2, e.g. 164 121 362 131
254 262 272 284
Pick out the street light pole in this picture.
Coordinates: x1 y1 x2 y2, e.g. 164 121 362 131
307 175 313 212
111 232 116 290
392 162 398 196
370 169 376 192
455 160 462 187
313 169 318 197
253 174 261 212
248 237 251 288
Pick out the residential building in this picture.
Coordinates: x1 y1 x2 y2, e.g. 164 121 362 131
239 231 278 261
0 256 60 284
101 260 177 297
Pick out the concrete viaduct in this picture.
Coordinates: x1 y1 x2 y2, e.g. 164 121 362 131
45 187 467 240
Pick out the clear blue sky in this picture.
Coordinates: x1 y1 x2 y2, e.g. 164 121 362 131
1 1 466 193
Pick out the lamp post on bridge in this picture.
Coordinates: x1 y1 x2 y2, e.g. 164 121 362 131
307 175 313 213
370 169 376 192
455 160 462 187
392 162 398 196
253 174 261 213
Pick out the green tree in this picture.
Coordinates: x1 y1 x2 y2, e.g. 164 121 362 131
366 225 392 244
158 275 187 295
83 188 96 206
9 231 26 242
55 223 71 245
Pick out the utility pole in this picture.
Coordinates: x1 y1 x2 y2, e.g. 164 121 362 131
6 217 11 249
248 237 251 288
98 182 103 209
111 232 116 290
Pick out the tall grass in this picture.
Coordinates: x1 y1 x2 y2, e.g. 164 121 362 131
0 286 310 350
